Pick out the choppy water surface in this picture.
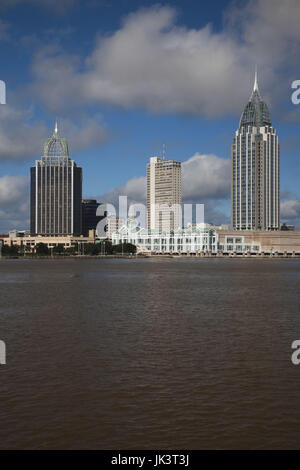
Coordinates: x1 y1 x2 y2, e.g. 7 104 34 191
0 258 300 449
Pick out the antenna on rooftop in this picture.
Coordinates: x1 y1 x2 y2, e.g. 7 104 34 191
162 143 166 160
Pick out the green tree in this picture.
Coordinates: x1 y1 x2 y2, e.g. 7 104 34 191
2 244 19 257
52 244 64 255
35 243 49 256
65 246 76 255
113 242 136 254
84 243 100 255
99 240 113 255
24 245 33 256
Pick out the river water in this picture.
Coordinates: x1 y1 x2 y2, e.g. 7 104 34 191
0 258 300 449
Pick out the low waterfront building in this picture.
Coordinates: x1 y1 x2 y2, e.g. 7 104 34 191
113 225 300 255
217 229 300 254
280 223 295 231
3 228 300 256
188 223 229 231
2 231 96 250
112 226 218 254
9 230 30 238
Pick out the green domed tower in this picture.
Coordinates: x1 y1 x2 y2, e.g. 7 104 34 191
30 122 82 236
43 121 69 160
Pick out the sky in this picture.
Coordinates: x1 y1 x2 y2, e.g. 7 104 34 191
0 0 300 232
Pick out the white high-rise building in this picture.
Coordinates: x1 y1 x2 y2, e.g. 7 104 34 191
231 71 280 230
106 215 124 239
147 157 182 231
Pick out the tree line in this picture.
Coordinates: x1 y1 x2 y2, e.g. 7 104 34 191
0 240 137 257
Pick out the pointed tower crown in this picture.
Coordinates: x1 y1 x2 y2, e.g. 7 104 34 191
239 68 271 129
54 119 58 136
252 65 259 95
43 120 69 160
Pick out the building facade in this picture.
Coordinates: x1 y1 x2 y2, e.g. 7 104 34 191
231 71 280 230
4 229 300 256
216 229 300 255
105 215 125 239
30 122 82 236
112 226 218 254
82 199 105 237
3 233 95 251
147 157 182 231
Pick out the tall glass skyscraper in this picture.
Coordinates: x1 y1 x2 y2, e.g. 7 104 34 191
231 71 280 230
30 122 82 235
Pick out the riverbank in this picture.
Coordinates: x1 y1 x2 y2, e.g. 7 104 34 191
1 252 300 260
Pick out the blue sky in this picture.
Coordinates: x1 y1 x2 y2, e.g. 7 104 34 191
0 0 300 231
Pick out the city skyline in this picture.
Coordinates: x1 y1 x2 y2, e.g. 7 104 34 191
1 0 300 233
2 1 300 455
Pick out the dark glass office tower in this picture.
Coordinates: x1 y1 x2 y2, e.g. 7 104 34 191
30 122 82 235
81 199 105 236
231 71 280 230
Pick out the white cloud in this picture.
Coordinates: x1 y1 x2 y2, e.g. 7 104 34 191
227 0 300 52
281 199 300 219
0 175 29 232
97 153 231 222
99 176 147 208
29 6 249 115
0 105 108 162
60 115 108 154
0 105 48 161
0 175 28 206
182 153 230 200
29 45 84 112
27 1 300 117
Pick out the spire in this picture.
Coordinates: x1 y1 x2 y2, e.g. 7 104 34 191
54 119 58 136
251 65 260 99
239 67 271 129
44 119 69 159
254 65 258 91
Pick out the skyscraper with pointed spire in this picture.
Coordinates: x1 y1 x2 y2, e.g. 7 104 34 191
30 122 82 235
231 70 280 230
